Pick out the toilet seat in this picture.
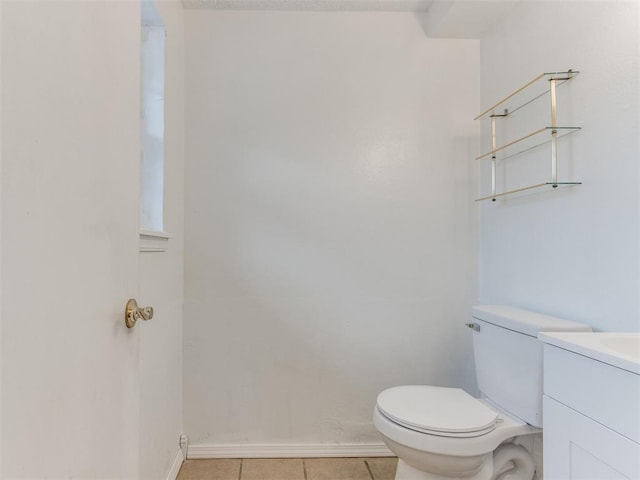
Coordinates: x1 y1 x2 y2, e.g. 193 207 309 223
373 391 540 458
376 386 499 438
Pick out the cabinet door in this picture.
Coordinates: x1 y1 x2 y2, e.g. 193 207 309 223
544 396 640 480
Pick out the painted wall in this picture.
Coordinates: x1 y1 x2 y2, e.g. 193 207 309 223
0 0 3 475
479 1 640 333
139 1 185 479
183 11 480 448
0 1 185 478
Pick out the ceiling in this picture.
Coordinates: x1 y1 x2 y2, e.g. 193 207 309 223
181 0 434 11
180 0 519 39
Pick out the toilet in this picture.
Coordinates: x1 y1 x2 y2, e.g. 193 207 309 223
373 305 591 480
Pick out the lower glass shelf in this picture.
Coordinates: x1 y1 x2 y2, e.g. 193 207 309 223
475 181 582 202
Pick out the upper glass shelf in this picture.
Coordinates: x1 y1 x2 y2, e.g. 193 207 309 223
475 70 580 121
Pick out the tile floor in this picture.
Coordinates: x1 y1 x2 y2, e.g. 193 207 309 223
177 457 398 480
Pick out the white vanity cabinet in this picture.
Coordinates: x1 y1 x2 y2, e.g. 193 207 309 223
540 333 640 480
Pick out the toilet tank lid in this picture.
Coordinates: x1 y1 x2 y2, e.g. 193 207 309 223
472 305 592 337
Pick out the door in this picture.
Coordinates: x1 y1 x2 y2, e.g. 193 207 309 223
1 1 143 477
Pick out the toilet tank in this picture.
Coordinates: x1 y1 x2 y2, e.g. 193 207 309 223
470 305 591 428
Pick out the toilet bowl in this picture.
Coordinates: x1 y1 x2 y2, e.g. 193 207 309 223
374 385 539 480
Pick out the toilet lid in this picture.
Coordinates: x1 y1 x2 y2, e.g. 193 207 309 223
376 386 499 437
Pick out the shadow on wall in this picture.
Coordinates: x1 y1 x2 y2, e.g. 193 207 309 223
183 134 479 445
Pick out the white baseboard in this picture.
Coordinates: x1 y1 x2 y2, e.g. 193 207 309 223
187 443 394 459
166 448 184 480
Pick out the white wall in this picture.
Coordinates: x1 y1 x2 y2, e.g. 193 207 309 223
184 11 479 448
138 1 185 479
0 0 3 474
479 1 640 333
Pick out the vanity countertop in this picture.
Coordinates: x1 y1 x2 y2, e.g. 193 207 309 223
539 332 640 375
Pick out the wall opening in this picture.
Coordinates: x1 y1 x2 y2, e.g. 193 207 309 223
140 0 165 233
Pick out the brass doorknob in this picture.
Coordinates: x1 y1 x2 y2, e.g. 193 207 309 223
125 298 154 328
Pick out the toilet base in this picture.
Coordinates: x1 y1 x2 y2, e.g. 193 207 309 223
395 456 492 480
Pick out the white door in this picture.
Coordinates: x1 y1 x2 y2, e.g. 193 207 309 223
1 1 143 477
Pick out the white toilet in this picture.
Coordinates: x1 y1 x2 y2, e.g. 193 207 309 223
374 305 591 480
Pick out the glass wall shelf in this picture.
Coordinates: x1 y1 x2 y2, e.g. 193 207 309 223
475 126 581 161
475 182 582 203
474 69 581 203
475 70 580 121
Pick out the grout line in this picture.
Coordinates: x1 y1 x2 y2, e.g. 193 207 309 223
364 459 375 480
302 458 308 480
238 458 243 480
